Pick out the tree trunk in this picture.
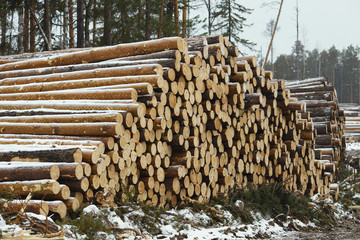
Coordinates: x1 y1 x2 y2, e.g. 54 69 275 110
182 0 187 38
44 0 51 50
0 0 7 55
30 0 36 52
207 0 211 35
69 0 74 48
8 10 14 55
137 1 142 39
18 5 24 53
84 0 92 47
76 0 84 48
92 0 96 45
227 0 231 42
158 0 164 38
174 0 180 36
103 0 111 45
63 0 68 49
145 0 150 39
23 3 29 52
29 3 52 51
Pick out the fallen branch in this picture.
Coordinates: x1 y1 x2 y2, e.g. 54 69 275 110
14 192 32 224
112 227 143 237
339 173 356 186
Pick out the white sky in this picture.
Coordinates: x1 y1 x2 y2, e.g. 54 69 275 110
194 0 360 58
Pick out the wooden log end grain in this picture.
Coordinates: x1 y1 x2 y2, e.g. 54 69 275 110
47 200 67 219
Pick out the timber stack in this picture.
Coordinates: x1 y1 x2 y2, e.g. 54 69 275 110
0 36 342 218
285 77 346 199
340 103 360 141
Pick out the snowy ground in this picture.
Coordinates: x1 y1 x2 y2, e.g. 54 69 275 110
2 198 357 240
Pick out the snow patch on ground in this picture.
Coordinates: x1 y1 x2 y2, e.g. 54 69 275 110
1 198 353 240
82 204 100 214
346 142 360 151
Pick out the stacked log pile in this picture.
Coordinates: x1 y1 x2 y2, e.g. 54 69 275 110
340 103 360 141
0 36 342 218
285 77 345 199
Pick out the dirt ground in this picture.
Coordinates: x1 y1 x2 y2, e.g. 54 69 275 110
280 217 360 240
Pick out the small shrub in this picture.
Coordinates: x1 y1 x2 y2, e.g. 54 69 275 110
211 183 334 226
125 205 163 235
336 162 357 183
62 211 111 240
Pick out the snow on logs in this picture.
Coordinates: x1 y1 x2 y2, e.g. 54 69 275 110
0 36 343 218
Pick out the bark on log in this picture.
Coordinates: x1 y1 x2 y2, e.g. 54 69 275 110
0 37 188 72
0 147 82 163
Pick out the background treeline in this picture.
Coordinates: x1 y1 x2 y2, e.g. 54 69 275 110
270 41 360 104
1 0 359 104
0 0 252 54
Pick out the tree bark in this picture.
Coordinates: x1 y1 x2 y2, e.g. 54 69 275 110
84 0 92 46
0 164 60 181
0 120 125 136
1 199 49 216
92 0 96 45
0 147 82 163
182 0 187 38
158 0 164 38
18 5 24 53
145 0 150 39
44 0 51 50
30 0 36 52
69 0 74 48
174 0 180 36
76 0 84 48
0 0 7 55
63 0 68 49
103 0 111 45
28 2 52 51
23 3 29 51
0 180 61 197
0 37 187 71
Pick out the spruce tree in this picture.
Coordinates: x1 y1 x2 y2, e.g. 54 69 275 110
213 0 254 48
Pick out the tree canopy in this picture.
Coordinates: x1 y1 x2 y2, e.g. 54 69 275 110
0 0 254 54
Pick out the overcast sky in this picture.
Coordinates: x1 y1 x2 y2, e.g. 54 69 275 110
216 0 360 58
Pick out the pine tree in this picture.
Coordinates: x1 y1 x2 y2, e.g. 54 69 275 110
304 49 320 78
213 0 254 48
340 45 359 103
292 40 306 79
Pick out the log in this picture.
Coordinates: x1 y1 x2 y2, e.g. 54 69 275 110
0 76 162 94
0 100 146 117
0 112 126 124
0 88 138 101
0 134 115 150
46 200 67 218
0 179 61 197
64 197 80 212
0 122 123 137
0 163 60 181
0 199 49 216
0 37 187 72
0 147 82 163
0 64 163 85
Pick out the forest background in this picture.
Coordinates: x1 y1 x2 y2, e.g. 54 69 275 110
0 0 358 103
